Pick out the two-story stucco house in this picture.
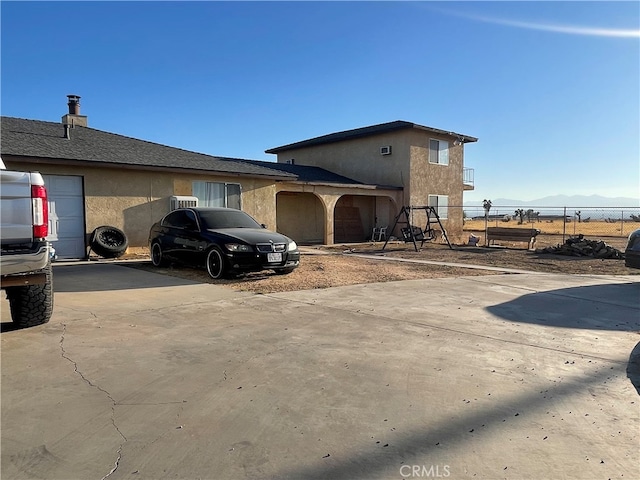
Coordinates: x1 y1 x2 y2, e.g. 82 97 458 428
266 121 477 246
1 95 476 259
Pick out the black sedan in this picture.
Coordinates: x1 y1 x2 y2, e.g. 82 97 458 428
148 207 300 279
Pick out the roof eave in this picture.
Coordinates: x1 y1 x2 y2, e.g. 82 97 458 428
265 121 478 154
0 155 297 181
281 179 403 190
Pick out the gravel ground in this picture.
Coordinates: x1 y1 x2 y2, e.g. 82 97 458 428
343 240 633 275
126 240 637 294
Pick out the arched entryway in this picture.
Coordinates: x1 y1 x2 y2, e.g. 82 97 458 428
334 195 397 243
334 195 371 243
276 191 325 244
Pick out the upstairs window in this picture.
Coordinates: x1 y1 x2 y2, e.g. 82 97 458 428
429 139 449 166
193 182 241 209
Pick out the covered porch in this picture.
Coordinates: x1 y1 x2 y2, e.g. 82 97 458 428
275 183 402 245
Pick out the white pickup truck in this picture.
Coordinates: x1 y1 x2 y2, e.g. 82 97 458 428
1 158 54 328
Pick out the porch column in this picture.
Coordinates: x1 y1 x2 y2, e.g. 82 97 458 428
318 195 340 245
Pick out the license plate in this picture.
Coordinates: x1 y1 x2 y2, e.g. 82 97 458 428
267 253 282 263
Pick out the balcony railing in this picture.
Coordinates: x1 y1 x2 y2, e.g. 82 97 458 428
463 167 474 190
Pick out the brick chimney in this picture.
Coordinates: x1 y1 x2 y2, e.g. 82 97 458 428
61 94 88 127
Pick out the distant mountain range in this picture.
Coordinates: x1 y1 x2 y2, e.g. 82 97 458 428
464 195 639 208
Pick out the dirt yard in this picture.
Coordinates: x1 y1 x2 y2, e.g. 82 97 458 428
125 239 637 295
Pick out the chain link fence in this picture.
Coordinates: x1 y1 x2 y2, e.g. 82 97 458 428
457 206 640 250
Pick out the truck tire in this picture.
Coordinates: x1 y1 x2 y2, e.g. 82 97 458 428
6 262 54 328
90 226 128 258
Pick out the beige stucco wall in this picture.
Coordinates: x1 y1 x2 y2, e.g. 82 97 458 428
406 130 465 242
3 158 279 248
276 132 412 204
375 196 394 230
273 129 468 243
276 192 324 244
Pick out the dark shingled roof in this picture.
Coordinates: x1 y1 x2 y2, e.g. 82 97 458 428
1 116 296 180
232 159 367 185
266 120 478 154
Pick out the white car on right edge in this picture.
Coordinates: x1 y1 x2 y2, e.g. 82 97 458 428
625 228 640 269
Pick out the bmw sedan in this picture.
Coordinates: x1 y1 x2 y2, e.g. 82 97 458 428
148 207 300 279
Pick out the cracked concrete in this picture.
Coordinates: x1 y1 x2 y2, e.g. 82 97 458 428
59 323 127 480
1 263 639 480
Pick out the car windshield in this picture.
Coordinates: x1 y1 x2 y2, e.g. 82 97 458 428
198 210 262 229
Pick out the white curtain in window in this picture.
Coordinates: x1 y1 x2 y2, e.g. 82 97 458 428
439 141 449 166
193 181 224 207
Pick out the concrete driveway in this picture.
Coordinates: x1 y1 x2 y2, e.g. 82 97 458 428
1 263 639 480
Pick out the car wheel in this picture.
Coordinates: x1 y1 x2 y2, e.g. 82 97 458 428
6 262 53 328
206 248 227 279
151 242 169 267
90 226 129 258
274 267 295 275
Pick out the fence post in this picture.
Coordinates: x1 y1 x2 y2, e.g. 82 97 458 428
562 207 567 243
621 210 624 236
484 216 488 247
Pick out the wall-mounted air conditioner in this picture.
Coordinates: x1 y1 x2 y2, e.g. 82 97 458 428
170 196 199 210
380 145 392 156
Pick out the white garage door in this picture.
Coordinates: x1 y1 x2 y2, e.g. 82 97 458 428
43 175 86 259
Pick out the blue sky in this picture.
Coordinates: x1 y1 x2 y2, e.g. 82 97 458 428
1 1 638 202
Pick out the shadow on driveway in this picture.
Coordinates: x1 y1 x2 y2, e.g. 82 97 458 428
2 263 205 332
486 282 640 332
270 359 633 480
0 322 21 333
52 262 202 293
